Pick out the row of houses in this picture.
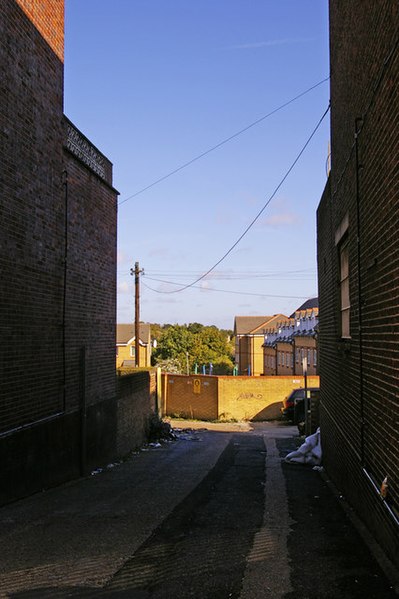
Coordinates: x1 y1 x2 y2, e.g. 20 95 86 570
234 299 319 377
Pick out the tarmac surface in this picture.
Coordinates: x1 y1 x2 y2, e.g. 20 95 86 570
0 420 398 598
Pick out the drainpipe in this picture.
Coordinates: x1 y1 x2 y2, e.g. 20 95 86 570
355 117 365 465
252 335 254 376
79 345 87 476
62 169 68 412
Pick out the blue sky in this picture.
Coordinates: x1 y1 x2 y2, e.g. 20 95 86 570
64 1 330 330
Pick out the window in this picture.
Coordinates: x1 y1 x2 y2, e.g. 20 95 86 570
314 349 317 367
278 352 281 366
296 348 300 363
307 349 311 364
340 240 350 338
130 346 136 358
291 353 294 368
281 352 285 367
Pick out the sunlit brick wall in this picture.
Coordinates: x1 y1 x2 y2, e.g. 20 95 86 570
162 374 218 420
317 0 399 567
15 0 64 61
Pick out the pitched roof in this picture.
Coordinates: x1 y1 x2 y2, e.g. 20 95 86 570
234 314 288 336
116 323 151 344
290 297 319 318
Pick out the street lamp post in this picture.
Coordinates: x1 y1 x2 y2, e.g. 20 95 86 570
302 356 309 436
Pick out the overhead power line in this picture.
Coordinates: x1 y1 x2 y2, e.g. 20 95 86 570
118 76 329 206
118 267 316 279
147 103 330 295
141 277 312 300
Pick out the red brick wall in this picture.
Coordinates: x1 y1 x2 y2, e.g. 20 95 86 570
318 0 399 566
14 0 64 61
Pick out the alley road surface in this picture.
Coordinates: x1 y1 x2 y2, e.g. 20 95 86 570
0 420 397 598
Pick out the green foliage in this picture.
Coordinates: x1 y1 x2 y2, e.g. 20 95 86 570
152 322 234 373
153 358 182 374
149 322 164 343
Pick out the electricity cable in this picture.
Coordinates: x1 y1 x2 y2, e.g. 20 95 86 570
118 267 316 279
146 103 330 294
118 77 329 206
141 278 312 300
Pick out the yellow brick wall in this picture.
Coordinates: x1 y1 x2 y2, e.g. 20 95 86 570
162 374 218 420
238 336 264 375
218 375 319 420
252 336 265 376
162 373 320 421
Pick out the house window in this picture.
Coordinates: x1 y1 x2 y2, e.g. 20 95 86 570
278 352 281 366
340 240 350 338
313 349 317 367
307 349 311 364
296 348 300 363
130 346 135 358
291 353 294 368
281 353 285 367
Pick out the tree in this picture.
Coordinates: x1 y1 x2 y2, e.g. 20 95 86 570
152 323 234 374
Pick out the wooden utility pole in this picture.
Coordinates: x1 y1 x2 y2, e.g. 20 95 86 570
131 262 143 367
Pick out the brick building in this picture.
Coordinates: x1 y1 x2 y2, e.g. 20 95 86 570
116 323 152 368
0 1 118 503
234 315 287 376
317 1 399 568
263 301 319 377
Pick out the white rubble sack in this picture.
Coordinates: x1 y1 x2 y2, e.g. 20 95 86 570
285 428 322 465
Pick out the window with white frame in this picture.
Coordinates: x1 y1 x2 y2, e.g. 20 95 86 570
130 346 135 358
339 240 350 338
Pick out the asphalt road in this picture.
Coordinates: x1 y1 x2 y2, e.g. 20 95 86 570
0 421 397 598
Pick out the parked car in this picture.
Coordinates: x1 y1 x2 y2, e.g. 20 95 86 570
281 387 320 424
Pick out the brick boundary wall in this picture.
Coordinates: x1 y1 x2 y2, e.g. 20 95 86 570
162 374 320 421
116 369 158 456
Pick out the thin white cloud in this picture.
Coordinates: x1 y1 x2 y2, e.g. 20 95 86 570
231 38 315 50
117 281 131 295
117 251 128 266
260 211 300 227
148 246 170 258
